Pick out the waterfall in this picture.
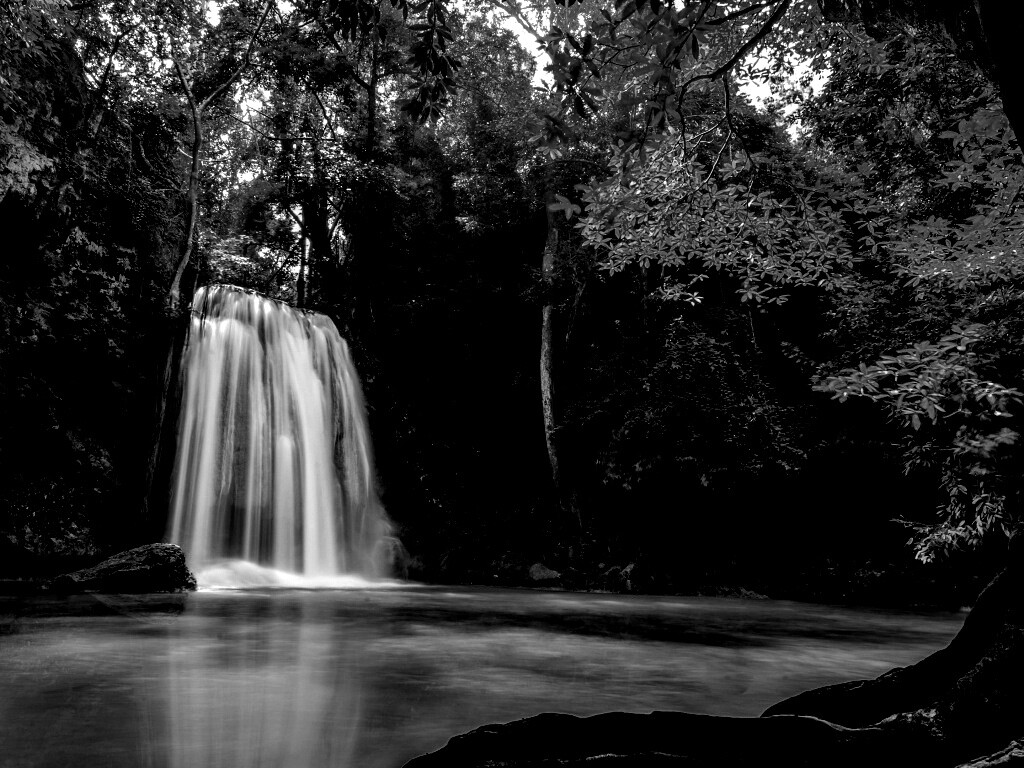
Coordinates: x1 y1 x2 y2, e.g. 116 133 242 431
167 285 391 581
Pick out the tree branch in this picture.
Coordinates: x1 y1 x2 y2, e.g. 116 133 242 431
722 72 756 168
286 207 313 241
680 0 792 94
322 34 373 92
705 2 774 26
313 91 340 141
171 56 198 115
198 0 274 112
483 0 546 46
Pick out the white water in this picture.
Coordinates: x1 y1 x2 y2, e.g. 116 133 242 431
168 285 392 584
195 560 404 590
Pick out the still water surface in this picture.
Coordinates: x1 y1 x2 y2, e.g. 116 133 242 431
0 587 963 768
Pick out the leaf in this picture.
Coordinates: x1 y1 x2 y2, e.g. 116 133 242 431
550 194 581 219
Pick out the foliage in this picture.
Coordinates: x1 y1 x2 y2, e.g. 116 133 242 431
0 1 183 561
3 0 1023 592
298 0 460 122
820 326 1021 561
530 0 832 146
578 128 857 304
562 8 1024 565
797 29 1024 560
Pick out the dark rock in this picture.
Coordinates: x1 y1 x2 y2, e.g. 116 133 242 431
957 741 1024 767
597 563 646 592
763 557 1024 732
528 563 561 582
560 566 586 589
620 563 636 590
600 565 628 592
49 543 197 594
403 710 944 767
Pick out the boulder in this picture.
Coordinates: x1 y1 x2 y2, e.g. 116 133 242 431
528 563 561 583
49 543 197 593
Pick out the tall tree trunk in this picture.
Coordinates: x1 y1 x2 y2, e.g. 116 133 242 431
167 56 206 313
301 193 332 301
167 128 201 309
541 190 581 533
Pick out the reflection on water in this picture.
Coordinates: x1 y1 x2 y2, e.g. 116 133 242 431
162 597 363 768
0 588 965 768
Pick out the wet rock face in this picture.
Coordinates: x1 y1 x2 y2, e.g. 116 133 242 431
50 543 197 593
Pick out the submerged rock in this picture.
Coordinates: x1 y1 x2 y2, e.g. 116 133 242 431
50 543 197 593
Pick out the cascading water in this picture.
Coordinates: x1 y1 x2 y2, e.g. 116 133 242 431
167 284 392 583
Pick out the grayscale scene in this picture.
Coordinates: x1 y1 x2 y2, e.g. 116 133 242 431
1 1 1021 766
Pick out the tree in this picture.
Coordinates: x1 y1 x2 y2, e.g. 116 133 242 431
816 0 1023 137
0 0 192 564
404 1 1024 764
531 0 1024 560
573 7 1024 563
165 0 273 311
358 9 551 578
781 25 1024 562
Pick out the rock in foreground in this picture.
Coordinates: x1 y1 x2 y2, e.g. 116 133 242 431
50 543 197 593
405 556 1024 768
403 710 938 767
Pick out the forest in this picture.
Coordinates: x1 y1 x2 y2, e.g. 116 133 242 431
7 0 1024 766
2 0 1022 608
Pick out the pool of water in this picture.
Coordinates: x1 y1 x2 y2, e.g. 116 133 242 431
0 586 964 768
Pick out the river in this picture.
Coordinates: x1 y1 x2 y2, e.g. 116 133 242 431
0 586 963 768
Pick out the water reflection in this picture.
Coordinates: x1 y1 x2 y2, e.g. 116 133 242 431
0 588 966 768
160 597 364 768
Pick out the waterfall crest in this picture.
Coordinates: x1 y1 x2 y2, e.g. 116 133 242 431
167 285 391 580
